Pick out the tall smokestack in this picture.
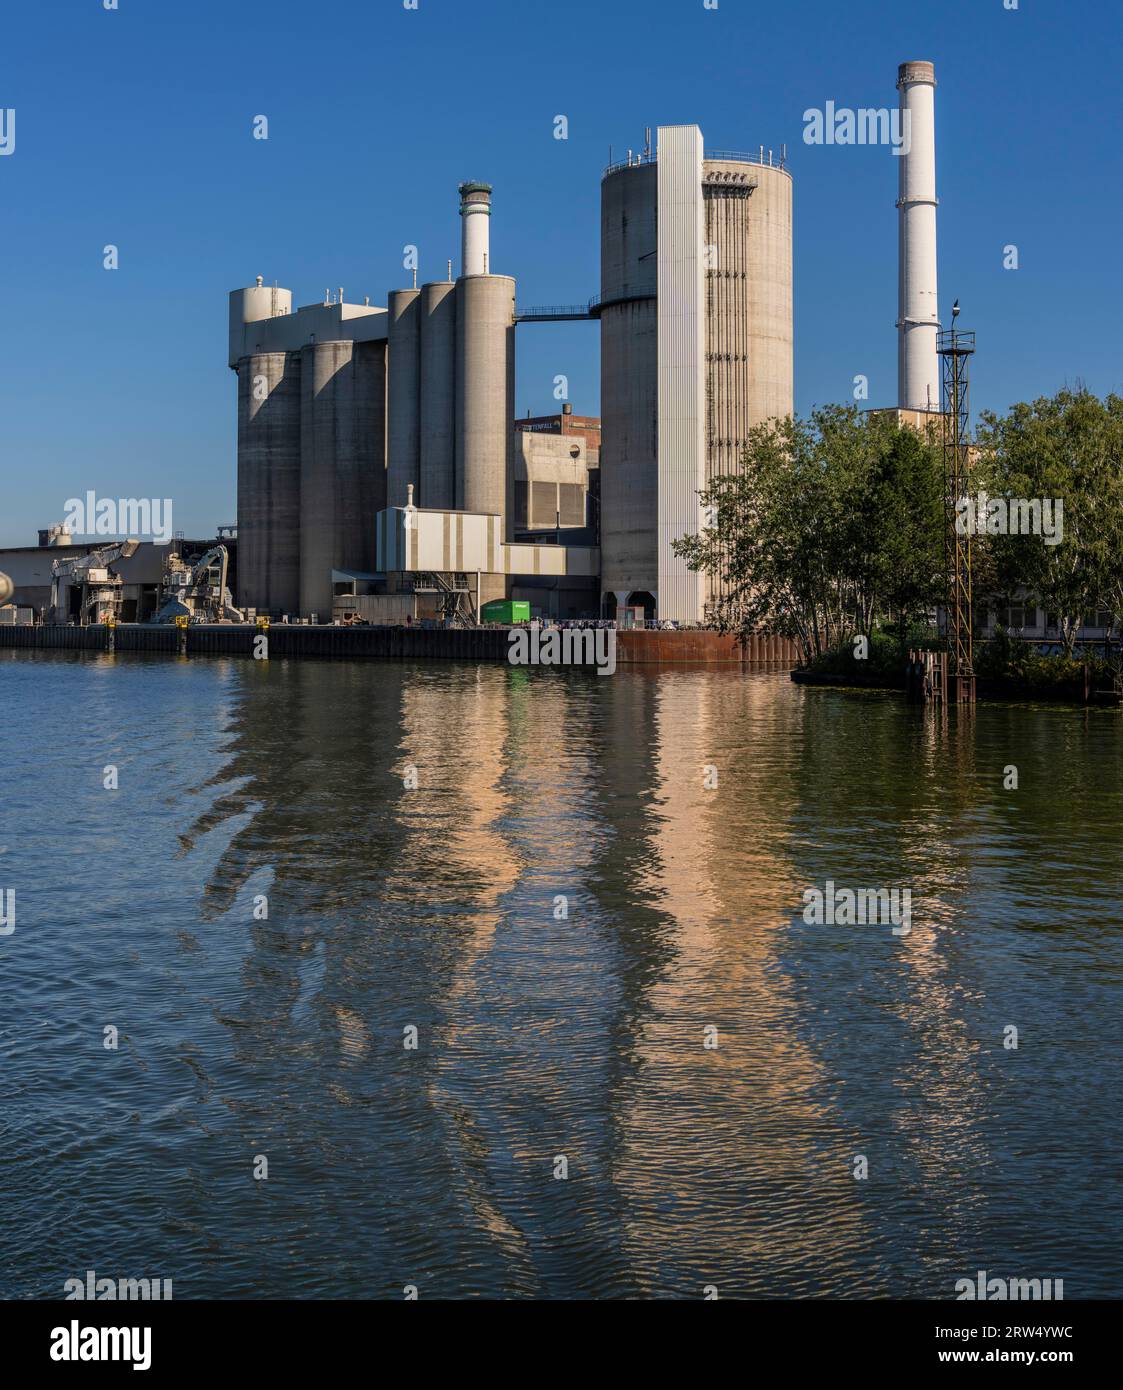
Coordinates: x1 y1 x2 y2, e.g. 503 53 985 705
459 181 493 277
897 60 940 412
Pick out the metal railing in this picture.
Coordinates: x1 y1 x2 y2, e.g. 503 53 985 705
602 146 787 178
705 147 787 169
514 300 597 322
514 290 665 322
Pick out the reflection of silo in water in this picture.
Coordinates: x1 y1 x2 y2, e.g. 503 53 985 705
593 673 861 1291
419 280 457 510
386 288 421 508
237 350 302 616
455 275 515 526
383 670 520 945
299 339 386 619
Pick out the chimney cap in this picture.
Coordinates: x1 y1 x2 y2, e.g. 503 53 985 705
898 60 936 87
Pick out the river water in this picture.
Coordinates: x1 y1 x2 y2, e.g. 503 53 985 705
1 651 1120 1299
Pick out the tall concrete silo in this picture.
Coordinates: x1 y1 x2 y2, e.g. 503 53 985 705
897 60 940 412
598 159 659 612
386 288 421 508
419 279 457 510
237 350 302 616
455 274 515 523
299 339 386 619
597 132 794 622
452 182 514 529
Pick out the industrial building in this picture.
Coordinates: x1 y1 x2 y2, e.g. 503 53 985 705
597 133 792 621
0 529 237 622
230 123 794 626
226 61 998 628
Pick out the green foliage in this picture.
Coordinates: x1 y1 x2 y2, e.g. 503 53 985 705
805 631 919 679
975 628 1115 692
672 406 944 664
973 389 1123 656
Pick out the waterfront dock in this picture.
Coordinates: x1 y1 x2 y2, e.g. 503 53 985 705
0 623 799 667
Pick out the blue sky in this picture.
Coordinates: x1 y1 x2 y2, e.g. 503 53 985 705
1 0 1118 545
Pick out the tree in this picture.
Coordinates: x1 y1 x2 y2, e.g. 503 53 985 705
973 389 1123 657
673 405 945 664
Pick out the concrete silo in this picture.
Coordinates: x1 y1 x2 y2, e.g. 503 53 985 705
419 279 457 511
454 183 515 532
236 350 302 617
597 159 659 613
386 288 421 508
299 339 386 620
229 279 293 366
597 129 793 622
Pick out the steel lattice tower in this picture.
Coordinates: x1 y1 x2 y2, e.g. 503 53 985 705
939 320 976 704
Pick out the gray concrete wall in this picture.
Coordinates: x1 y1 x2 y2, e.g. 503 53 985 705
238 351 302 615
419 280 457 510
299 340 386 620
386 288 421 508
598 163 658 605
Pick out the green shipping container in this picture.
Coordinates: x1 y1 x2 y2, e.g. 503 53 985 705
481 599 531 624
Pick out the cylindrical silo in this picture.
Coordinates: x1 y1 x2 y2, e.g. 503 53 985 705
419 280 457 510
386 288 421 508
299 339 387 620
228 280 292 366
897 60 940 412
598 148 793 618
237 350 302 616
455 274 515 524
597 160 659 611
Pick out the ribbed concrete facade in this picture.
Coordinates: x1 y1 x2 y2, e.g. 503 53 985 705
455 274 515 527
419 280 457 510
237 351 302 616
299 340 386 620
705 159 793 469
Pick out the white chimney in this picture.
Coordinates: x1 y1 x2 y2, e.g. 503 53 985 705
458 182 493 277
897 60 940 412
